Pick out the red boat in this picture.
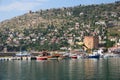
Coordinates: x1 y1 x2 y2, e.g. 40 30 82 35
71 56 77 59
37 56 47 60
36 51 50 60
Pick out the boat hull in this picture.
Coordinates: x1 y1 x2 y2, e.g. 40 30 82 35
37 57 47 60
71 56 77 59
88 55 100 58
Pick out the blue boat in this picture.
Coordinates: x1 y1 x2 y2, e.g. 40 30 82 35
88 54 100 58
87 50 100 59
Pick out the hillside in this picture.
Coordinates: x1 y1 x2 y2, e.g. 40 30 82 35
0 1 120 51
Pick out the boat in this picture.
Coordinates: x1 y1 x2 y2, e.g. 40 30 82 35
70 54 77 59
88 54 100 58
37 56 48 60
103 53 120 58
47 56 58 60
71 55 77 59
58 55 71 60
47 53 62 60
36 51 50 60
87 50 100 59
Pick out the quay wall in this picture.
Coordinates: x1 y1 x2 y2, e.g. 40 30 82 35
0 52 40 57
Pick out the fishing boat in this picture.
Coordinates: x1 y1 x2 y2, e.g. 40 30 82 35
36 51 50 60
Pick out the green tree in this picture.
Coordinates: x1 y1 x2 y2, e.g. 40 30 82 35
105 39 115 48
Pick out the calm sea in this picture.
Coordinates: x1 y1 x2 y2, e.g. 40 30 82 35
0 58 120 80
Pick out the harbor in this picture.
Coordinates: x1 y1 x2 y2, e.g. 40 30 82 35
0 1 120 80
0 50 120 61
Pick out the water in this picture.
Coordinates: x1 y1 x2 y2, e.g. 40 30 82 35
0 58 120 80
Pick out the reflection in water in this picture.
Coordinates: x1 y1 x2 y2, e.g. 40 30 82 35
0 58 120 80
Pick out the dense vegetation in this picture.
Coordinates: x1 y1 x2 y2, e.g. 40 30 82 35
0 1 120 51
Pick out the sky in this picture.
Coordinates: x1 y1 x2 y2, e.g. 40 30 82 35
0 0 118 22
